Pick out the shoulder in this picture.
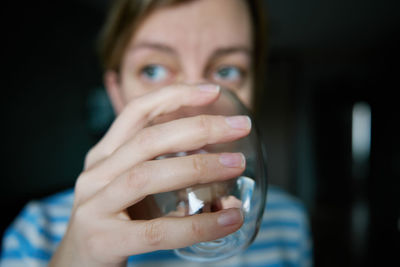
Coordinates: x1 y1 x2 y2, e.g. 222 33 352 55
261 185 312 248
1 189 74 266
265 185 309 222
245 185 313 266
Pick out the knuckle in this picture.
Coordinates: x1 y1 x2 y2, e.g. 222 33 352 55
135 127 158 149
191 156 207 181
143 220 165 247
125 166 148 192
190 219 205 239
196 115 211 136
84 145 108 170
74 172 90 201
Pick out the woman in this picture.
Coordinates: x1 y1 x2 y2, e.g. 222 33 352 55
1 0 312 266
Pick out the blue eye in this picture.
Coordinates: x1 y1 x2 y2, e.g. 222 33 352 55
214 66 241 81
141 64 168 82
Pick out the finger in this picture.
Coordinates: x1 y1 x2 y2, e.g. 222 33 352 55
83 114 251 197
115 208 243 256
86 84 220 169
93 152 246 214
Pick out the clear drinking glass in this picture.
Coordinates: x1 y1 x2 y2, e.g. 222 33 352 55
152 87 268 262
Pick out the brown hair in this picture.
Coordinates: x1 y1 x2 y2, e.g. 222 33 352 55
98 0 268 113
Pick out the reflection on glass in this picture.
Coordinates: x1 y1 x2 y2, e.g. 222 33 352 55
152 88 267 262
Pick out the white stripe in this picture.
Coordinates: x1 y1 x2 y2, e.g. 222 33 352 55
0 258 48 267
44 195 74 206
266 188 300 205
3 235 19 250
42 205 72 218
20 212 68 238
13 219 59 252
26 202 72 218
46 222 67 237
266 195 299 206
255 227 301 242
263 209 304 222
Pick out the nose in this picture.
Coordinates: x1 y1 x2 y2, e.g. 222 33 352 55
177 61 210 86
180 77 210 86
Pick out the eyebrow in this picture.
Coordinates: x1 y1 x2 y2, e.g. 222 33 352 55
130 42 251 59
210 47 251 60
130 42 177 55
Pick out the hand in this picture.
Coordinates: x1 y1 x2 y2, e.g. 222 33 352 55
49 84 250 267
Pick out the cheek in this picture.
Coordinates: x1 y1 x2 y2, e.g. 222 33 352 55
119 67 177 105
121 80 175 104
119 73 149 104
237 81 253 110
238 90 252 109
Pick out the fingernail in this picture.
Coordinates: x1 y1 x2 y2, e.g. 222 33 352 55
217 209 243 226
219 153 245 168
225 116 251 130
197 84 220 93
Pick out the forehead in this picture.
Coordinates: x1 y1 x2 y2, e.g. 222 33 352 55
130 0 252 53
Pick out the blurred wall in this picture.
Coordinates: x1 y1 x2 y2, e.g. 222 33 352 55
2 0 106 238
261 0 400 266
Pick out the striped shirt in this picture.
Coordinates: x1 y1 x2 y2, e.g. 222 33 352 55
0 186 312 267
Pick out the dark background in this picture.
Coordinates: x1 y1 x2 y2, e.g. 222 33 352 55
2 0 399 266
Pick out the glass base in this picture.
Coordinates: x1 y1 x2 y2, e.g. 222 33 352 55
174 229 247 262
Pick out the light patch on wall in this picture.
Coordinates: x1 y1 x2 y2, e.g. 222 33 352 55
352 101 371 169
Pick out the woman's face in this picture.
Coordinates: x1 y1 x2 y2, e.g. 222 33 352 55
106 0 253 113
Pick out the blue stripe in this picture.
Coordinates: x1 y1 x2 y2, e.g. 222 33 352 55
248 240 300 251
232 261 300 267
265 202 304 212
37 227 62 244
251 262 300 267
261 220 301 229
45 216 69 223
128 250 178 263
302 248 313 259
18 212 64 244
3 228 52 260
42 189 74 205
267 186 291 196
1 249 21 258
21 210 69 225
